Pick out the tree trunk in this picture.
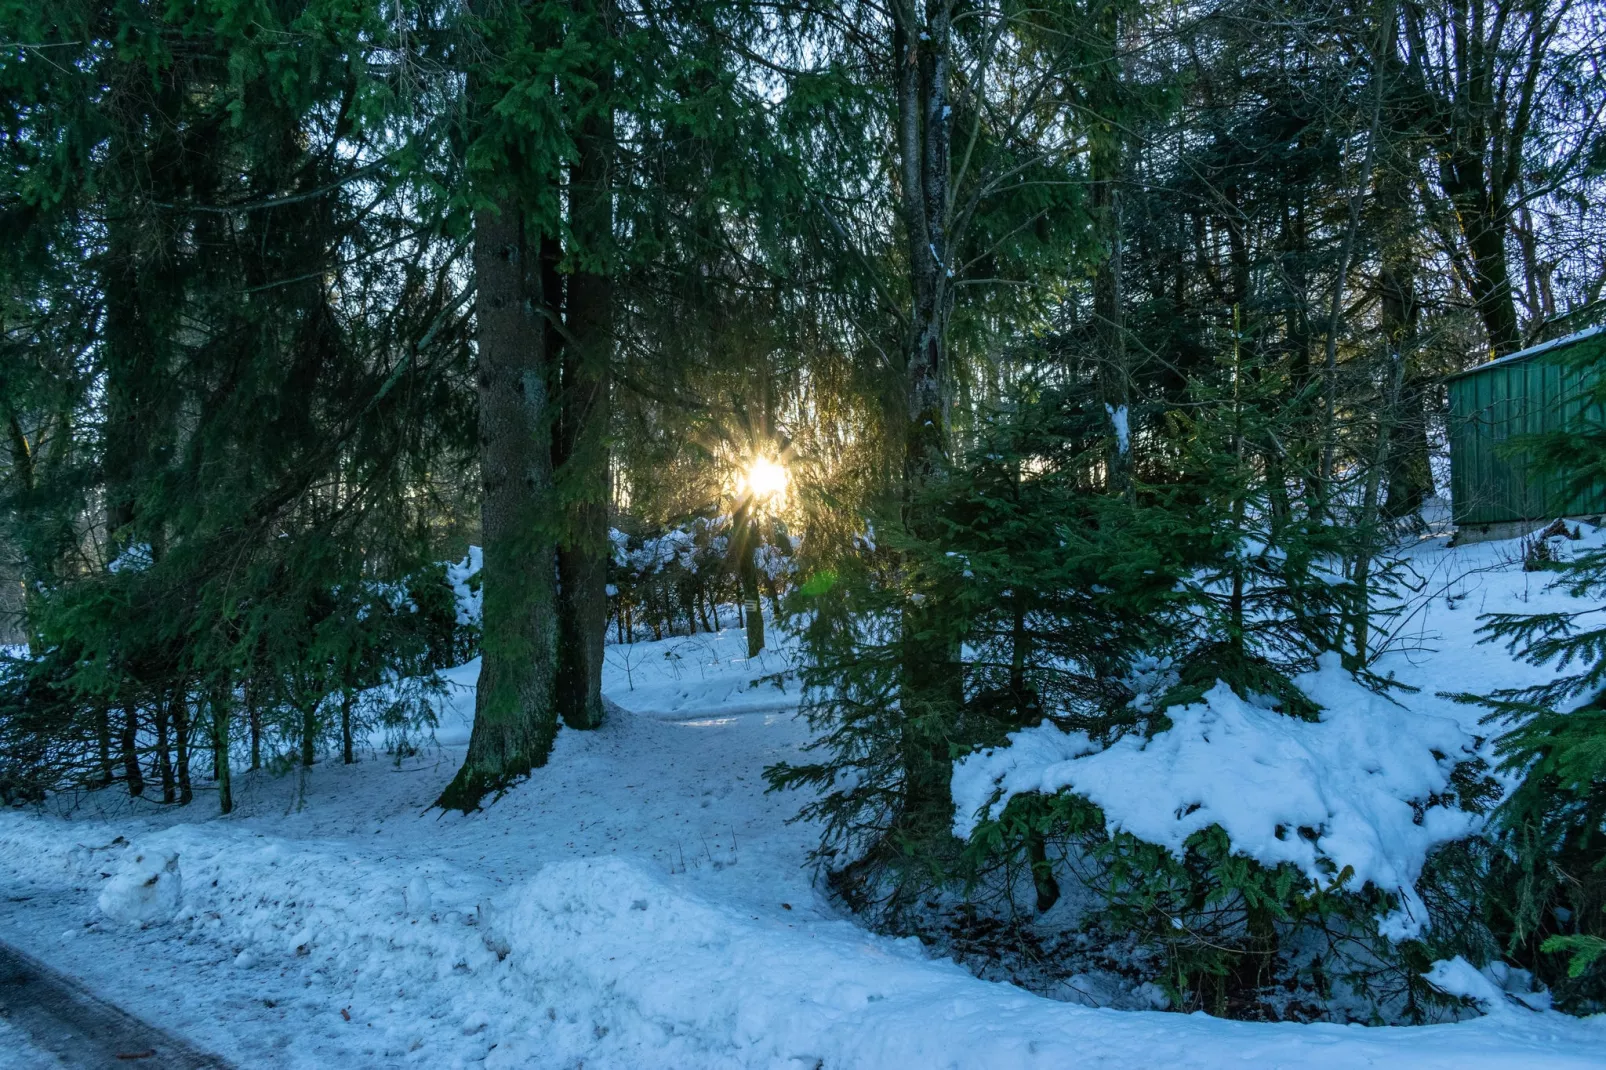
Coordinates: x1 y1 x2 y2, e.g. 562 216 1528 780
892 1 960 860
212 682 232 816
1027 830 1060 913
438 188 561 812
1088 0 1129 493
1451 186 1521 356
0 409 33 649
154 699 174 804
0 532 23 647
340 686 355 765
301 696 316 767
1347 353 1407 667
174 690 192 805
246 678 261 772
1379 243 1433 520
555 1 615 733
95 705 113 786
739 508 765 658
121 702 143 797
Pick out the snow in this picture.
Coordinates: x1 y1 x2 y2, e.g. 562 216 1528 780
406 627 800 749
0 527 1605 1065
105 542 152 574
96 848 182 927
952 655 1480 940
1424 957 1552 1015
1 786 1600 1067
597 628 801 720
445 546 483 626
1106 402 1131 455
1426 957 1511 1009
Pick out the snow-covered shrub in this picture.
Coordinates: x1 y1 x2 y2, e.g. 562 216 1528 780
955 658 1492 1011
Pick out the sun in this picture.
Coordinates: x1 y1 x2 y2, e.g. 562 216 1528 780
741 455 789 507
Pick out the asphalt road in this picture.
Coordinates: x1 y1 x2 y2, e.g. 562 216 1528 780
0 940 232 1069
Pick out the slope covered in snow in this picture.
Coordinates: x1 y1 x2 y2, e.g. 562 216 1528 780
0 523 1602 1067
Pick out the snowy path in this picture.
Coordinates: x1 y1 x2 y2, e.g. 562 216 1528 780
1 559 1605 1066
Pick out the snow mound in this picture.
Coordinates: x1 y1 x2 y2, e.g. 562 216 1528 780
952 654 1481 935
1424 957 1551 1015
98 848 182 926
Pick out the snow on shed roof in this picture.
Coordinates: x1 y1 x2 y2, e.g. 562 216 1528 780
1446 324 1606 382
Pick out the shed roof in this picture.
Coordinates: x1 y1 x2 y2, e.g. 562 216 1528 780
1446 325 1606 382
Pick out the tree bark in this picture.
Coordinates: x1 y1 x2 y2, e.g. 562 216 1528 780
1379 245 1433 520
0 532 23 647
120 702 143 797
154 698 174 804
248 683 261 772
174 689 192 805
1447 181 1521 356
438 190 561 812
95 705 113 786
301 696 316 767
555 6 614 732
1089 0 1130 493
340 686 355 765
212 683 232 816
737 503 766 657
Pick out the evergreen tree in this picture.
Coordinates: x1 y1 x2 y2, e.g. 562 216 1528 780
0 0 477 808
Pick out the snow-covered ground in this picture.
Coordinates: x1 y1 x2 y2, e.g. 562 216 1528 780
1 520 1604 1067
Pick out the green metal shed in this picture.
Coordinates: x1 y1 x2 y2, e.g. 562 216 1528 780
1447 326 1606 535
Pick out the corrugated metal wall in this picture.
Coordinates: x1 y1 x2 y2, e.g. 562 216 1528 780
1448 335 1606 525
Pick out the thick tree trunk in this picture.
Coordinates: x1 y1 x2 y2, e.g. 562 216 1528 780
437 191 561 812
1452 189 1521 357
555 20 614 732
1403 0 1550 360
1384 382 1434 520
